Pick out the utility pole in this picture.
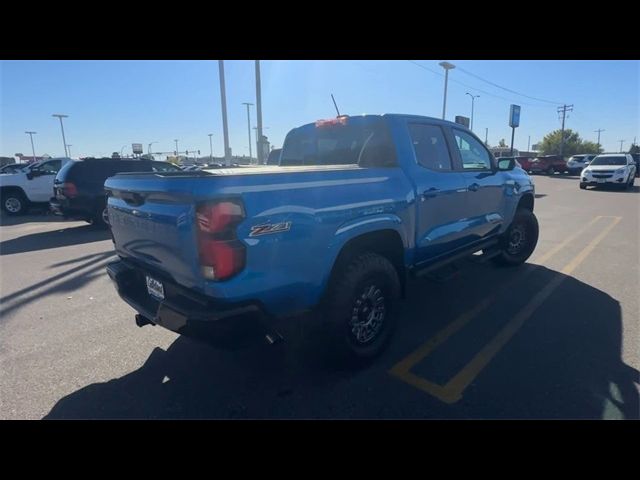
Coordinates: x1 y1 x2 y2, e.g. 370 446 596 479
594 129 605 152
557 104 573 158
208 133 213 162
465 93 479 131
66 144 72 157
439 62 455 120
219 60 231 167
242 102 254 160
619 139 625 153
255 60 264 164
174 139 179 157
52 114 69 157
485 128 488 145
25 131 37 163
527 135 531 152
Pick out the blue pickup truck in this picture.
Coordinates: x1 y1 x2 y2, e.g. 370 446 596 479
105 114 538 361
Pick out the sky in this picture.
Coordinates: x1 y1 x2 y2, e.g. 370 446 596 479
1 60 638 160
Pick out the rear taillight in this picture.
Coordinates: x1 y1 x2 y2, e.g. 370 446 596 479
196 200 245 281
62 182 78 198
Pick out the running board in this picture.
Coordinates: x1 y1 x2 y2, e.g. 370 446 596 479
412 238 499 278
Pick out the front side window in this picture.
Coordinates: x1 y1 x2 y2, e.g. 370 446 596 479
39 160 62 174
453 130 493 170
408 124 452 171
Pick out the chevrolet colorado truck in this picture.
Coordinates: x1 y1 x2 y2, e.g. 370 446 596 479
105 114 538 361
0 157 71 215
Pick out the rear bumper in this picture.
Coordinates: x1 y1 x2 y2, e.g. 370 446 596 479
106 259 265 337
49 197 92 219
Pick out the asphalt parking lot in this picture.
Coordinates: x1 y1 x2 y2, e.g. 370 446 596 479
1 174 638 419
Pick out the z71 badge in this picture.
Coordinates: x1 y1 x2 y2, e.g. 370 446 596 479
249 221 292 237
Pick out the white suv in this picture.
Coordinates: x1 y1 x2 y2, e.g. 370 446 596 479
580 154 637 190
0 158 71 215
567 154 596 175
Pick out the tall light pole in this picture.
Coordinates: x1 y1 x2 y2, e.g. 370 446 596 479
242 102 254 160
219 60 231 167
594 129 605 152
66 144 72 157
148 141 158 154
208 133 214 162
619 139 625 153
465 93 479 131
439 62 455 120
255 60 264 164
52 114 69 157
25 131 37 162
174 139 179 156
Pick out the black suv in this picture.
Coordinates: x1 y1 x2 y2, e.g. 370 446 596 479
50 158 181 227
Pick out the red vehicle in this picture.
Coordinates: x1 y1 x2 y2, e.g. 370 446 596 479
528 155 568 175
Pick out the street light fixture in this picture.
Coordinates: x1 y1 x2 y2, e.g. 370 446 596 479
52 114 69 157
465 93 480 131
25 131 37 163
242 102 254 159
438 62 455 120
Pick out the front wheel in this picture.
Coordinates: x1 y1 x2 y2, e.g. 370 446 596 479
323 252 401 362
579 183 587 190
546 166 555 175
1 191 28 215
492 208 539 267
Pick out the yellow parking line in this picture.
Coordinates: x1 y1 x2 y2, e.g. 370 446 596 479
389 215 622 404
534 215 602 265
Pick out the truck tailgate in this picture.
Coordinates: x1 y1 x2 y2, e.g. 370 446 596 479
105 173 203 290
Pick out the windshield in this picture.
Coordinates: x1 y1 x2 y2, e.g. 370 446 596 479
590 156 627 166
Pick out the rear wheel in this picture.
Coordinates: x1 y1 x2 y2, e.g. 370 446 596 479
546 166 555 175
492 208 539 267
323 252 401 363
1 190 28 215
91 204 110 229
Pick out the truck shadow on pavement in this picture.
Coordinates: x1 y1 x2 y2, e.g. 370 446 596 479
0 224 111 255
44 261 639 419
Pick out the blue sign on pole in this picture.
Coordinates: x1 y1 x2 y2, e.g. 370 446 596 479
509 104 521 128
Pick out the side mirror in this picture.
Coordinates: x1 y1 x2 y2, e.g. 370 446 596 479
497 158 516 171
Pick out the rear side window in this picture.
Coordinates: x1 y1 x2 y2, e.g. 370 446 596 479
408 124 452 171
280 117 397 167
62 160 153 183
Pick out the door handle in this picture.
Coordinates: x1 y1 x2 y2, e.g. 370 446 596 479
468 183 480 192
422 187 439 199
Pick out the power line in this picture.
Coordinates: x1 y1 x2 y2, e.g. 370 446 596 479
407 61 553 108
455 65 565 105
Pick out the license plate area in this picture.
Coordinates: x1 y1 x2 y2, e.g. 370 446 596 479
146 275 165 300
597 178 606 183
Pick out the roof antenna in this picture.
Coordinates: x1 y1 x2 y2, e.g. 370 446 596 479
331 94 341 117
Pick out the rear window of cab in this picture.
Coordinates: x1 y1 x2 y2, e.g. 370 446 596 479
280 116 397 168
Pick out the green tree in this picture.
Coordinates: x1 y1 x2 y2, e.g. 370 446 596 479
629 143 639 154
538 129 603 157
498 139 507 147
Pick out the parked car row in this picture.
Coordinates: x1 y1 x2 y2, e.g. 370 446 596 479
0 157 182 221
